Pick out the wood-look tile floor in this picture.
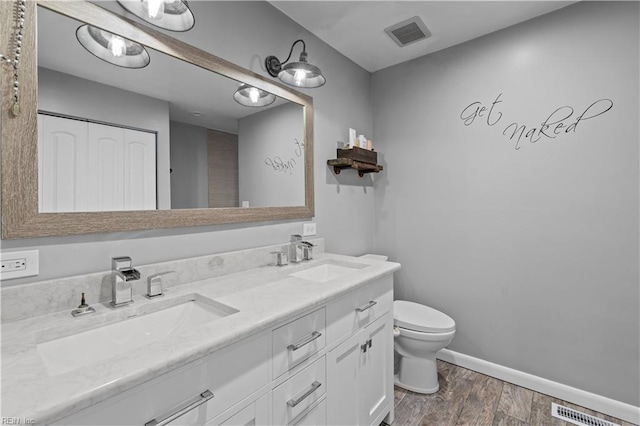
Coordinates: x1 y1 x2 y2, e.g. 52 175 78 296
388 360 638 426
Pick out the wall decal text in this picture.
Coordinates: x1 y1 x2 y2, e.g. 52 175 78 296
460 93 614 150
264 138 304 175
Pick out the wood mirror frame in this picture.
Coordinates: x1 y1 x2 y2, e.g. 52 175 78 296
0 0 314 239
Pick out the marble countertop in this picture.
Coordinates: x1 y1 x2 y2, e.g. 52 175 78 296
1 253 400 424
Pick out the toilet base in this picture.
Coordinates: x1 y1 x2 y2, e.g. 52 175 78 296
394 352 440 394
394 374 439 394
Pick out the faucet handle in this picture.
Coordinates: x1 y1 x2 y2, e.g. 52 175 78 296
146 271 176 298
272 251 288 266
147 274 164 298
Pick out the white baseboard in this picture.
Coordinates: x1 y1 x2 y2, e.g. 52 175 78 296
437 349 640 425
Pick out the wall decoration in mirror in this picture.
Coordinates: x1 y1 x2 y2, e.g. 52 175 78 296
0 1 314 239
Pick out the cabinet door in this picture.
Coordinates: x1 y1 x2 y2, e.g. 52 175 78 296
326 329 363 426
360 312 393 425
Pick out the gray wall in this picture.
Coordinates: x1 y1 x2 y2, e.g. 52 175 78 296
37 67 171 209
238 103 305 207
169 121 209 209
372 1 639 406
1 2 373 283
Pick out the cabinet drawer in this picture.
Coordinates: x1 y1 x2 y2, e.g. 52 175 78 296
201 332 270 420
60 332 269 425
61 358 210 425
207 393 269 426
293 399 326 426
326 275 393 346
273 308 326 377
273 356 326 425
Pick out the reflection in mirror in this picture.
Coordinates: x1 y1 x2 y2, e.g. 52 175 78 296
37 6 305 213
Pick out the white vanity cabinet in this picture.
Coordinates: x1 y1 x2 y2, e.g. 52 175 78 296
326 275 394 426
54 274 394 426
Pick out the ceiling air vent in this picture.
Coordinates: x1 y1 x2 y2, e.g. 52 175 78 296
384 16 431 47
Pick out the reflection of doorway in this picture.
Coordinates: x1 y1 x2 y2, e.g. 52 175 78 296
208 129 239 208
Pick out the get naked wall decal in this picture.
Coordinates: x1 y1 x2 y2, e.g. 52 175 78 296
459 93 614 150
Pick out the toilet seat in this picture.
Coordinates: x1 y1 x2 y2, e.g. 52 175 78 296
394 300 455 333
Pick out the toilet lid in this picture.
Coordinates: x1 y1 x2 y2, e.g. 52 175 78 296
393 300 455 333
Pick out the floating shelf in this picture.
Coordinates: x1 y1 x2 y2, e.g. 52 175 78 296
327 158 384 177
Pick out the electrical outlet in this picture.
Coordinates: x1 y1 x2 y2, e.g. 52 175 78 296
1 258 26 272
0 250 39 280
303 222 317 236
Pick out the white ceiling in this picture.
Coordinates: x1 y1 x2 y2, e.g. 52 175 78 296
269 1 577 72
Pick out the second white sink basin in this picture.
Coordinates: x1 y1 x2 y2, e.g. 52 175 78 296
290 262 366 283
37 294 238 376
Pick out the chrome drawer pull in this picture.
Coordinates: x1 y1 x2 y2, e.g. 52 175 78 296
287 381 322 407
287 331 322 351
356 300 377 312
145 389 214 426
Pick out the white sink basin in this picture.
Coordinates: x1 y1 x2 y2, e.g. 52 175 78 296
37 294 237 376
290 262 366 283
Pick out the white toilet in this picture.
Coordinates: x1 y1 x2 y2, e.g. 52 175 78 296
393 300 456 394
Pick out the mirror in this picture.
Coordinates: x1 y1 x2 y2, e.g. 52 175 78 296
38 5 305 212
0 1 313 239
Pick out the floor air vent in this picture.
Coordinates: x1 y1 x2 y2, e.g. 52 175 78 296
551 403 619 426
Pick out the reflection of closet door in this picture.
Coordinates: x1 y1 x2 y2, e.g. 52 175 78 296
88 122 125 211
123 128 156 210
39 114 157 212
38 114 90 212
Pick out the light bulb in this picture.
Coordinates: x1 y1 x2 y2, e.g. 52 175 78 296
248 87 260 104
108 35 127 58
293 69 307 86
145 0 165 20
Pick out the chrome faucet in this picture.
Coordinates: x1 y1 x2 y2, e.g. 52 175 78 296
289 235 314 263
300 241 314 261
289 234 303 263
111 256 140 307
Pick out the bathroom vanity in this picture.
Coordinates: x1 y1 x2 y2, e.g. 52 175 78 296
0 248 399 425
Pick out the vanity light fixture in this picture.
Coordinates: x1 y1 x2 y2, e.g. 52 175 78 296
265 39 326 88
116 0 195 32
233 84 276 107
76 25 150 69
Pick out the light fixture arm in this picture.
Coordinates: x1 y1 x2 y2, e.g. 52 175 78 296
265 39 306 78
279 39 306 66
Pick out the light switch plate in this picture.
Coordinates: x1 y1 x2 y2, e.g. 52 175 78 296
303 222 317 236
1 250 39 280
